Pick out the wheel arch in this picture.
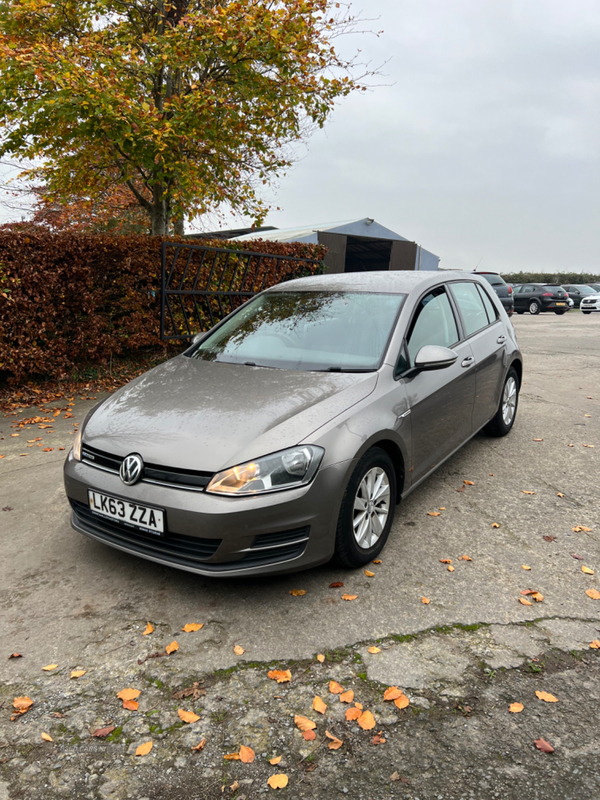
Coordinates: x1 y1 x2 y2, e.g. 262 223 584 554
510 358 523 389
368 438 405 504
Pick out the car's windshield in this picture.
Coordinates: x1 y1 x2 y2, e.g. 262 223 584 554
543 285 564 292
576 285 596 294
190 291 406 371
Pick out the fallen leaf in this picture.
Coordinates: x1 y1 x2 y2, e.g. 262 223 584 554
181 623 203 632
536 691 558 703
233 645 245 655
42 448 53 452
239 745 255 763
294 715 316 732
329 582 344 588
223 753 240 760
371 734 386 745
383 686 403 701
42 664 58 671
464 480 474 485
8 653 22 659
447 565 455 572
358 710 376 730
571 554 584 560
491 522 500 528
368 646 381 654
13 697 33 712
372 559 382 564
267 774 288 789
135 741 153 756
573 526 593 532
522 565 531 570
70 670 86 679
457 485 466 492
427 511 441 516
289 589 307 596
390 771 401 781
268 669 291 683
531 592 544 602
586 589 600 599
345 706 362 720
421 596 430 604
439 559 452 564
329 680 344 694
313 696 327 714
302 729 316 741
364 570 375 577
533 438 543 442
582 566 595 575
519 598 533 606
522 490 535 495
339 690 354 703
394 693 410 710
557 492 564 498
165 641 179 654
178 709 200 723
589 640 600 649
543 535 556 542
509 702 524 713
341 594 357 601
91 725 115 738
534 738 554 754
229 781 240 792
458 555 472 561
41 732 53 742
316 654 325 663
123 700 139 711
10 433 19 437
439 507 446 511
325 730 343 750
269 755 282 765
191 739 206 752
117 688 141 702
142 623 154 636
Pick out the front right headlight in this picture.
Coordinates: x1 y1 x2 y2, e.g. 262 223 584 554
206 445 324 496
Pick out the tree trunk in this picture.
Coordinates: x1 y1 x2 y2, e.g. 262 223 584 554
151 185 169 235
173 215 184 236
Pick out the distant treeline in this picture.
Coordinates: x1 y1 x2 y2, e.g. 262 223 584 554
502 272 600 285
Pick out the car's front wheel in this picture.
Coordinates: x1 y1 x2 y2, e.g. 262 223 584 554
334 447 397 568
484 367 519 437
529 300 541 315
582 310 592 315
555 310 567 315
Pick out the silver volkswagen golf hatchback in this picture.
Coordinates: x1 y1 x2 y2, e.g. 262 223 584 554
64 271 522 576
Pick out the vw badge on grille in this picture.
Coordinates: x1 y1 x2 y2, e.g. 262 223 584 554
120 453 144 486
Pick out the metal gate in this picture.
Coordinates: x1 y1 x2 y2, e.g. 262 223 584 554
160 241 321 341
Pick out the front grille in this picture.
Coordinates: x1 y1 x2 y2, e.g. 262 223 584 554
81 444 213 492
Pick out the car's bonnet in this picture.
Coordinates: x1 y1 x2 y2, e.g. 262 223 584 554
82 356 378 472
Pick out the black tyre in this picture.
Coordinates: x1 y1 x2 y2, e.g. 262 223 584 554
529 300 541 315
516 310 525 315
554 310 567 315
582 310 592 315
334 447 397 568
484 367 519 437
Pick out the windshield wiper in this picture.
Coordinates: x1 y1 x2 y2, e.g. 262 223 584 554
317 367 377 373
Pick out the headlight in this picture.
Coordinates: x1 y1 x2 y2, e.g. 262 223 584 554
206 445 324 496
73 427 83 461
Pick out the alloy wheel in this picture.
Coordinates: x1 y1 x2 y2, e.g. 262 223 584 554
502 376 517 426
352 467 391 549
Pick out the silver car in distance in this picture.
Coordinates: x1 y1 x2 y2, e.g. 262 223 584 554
64 271 523 577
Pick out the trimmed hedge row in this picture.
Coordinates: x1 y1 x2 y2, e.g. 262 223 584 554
502 271 600 285
0 231 326 382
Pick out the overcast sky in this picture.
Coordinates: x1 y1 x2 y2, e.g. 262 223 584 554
227 0 600 274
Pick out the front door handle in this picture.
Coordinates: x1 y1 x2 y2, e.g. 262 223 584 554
496 335 506 344
461 356 474 368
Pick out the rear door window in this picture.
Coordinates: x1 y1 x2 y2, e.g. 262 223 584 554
449 282 490 337
406 287 459 365
477 285 498 323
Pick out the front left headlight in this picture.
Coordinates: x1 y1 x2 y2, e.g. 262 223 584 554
73 427 83 461
206 445 324 496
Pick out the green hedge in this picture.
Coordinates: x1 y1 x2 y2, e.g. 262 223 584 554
502 272 600 285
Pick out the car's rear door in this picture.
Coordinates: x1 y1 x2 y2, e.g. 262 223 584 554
448 281 506 431
399 285 476 485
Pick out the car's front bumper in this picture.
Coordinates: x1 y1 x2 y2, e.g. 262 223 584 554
581 300 600 312
499 297 514 314
64 452 352 577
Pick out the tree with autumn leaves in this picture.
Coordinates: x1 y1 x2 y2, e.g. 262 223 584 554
0 1 370 235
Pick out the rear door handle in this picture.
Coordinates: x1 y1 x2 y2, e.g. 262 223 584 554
496 335 506 344
461 356 474 368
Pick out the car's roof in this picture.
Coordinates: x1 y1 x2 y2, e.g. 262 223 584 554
269 270 477 294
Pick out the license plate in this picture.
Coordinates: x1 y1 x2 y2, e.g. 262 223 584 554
87 490 164 535
556 302 565 306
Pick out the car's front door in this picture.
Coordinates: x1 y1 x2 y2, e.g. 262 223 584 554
514 285 532 311
399 286 476 486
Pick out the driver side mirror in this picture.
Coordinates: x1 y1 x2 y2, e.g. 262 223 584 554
414 345 458 371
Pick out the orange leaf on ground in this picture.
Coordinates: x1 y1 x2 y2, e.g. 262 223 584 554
70 670 86 679
341 594 357 601
458 555 472 561
42 664 58 671
492 523 500 528
509 703 524 713
394 694 409 710
358 710 376 730
181 623 203 632
316 654 325 663
464 480 475 485
289 589 307 596
557 492 564 497
447 565 455 572
8 653 21 659
92 726 115 738
42 448 53 452
233 645 245 655
372 559 382 564
531 592 544 602
191 739 206 752
329 582 344 588
582 566 594 575
339 690 354 703
165 641 179 654
534 738 554 754
123 700 139 711
573 526 593 532
329 680 344 694
12 696 33 716
522 490 535 495
142 623 154 636
268 669 291 683
224 753 240 760
364 570 375 577
325 731 343 750
135 741 153 756
41 732 53 742
421 597 430 604
355 703 363 710
427 512 441 516
519 598 533 606
383 687 403 701
439 559 452 564
313 696 327 715
520 590 535 595
117 688 141 701
178 709 200 723
533 438 543 442
267 774 288 789
535 691 558 703
589 640 600 649
302 729 316 741
522 565 531 570
586 589 600 600
345 706 361 721
372 734 386 745
295 715 316 732
368 646 381 654
239 745 255 763
269 756 282 765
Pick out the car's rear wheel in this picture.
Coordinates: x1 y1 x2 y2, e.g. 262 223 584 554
529 300 541 315
582 310 592 315
555 310 567 315
516 310 525 314
334 447 396 568
484 367 519 437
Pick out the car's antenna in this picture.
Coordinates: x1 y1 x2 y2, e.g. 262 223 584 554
474 257 483 271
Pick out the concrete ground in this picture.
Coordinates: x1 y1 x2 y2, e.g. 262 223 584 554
0 313 599 799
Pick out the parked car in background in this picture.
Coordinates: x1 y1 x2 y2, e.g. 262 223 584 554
513 284 570 315
581 292 600 314
561 284 597 307
585 282 600 293
473 272 514 315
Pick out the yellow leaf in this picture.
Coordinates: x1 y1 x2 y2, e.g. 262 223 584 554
586 588 600 599
364 570 375 577
339 690 354 703
41 732 53 742
535 691 558 703
178 709 200 724
191 739 206 752
368 646 381 654
165 641 179 654
421 596 430 604
439 507 446 510
427 511 441 516
181 623 203 632
316 654 325 663
519 598 532 606
383 686 402 701
117 688 141 701
329 680 344 694
557 492 564 497
224 753 240 760
531 592 544 602
358 710 376 730
239 745 255 763
372 559 382 564
42 664 58 671
341 594 357 601
325 730 344 750
447 565 455 572
458 555 472 561
509 702 524 713
268 669 291 683
313 696 327 714
464 480 475 485
522 490 535 495
70 670 86 679
522 565 531 570
289 589 307 596
267 773 288 789
294 715 316 732
589 640 600 649
233 645 245 655
142 623 154 636
135 741 153 756
582 566 595 575
394 693 409 710
492 523 500 528
345 706 361 720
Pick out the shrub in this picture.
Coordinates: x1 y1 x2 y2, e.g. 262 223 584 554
502 271 600 285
